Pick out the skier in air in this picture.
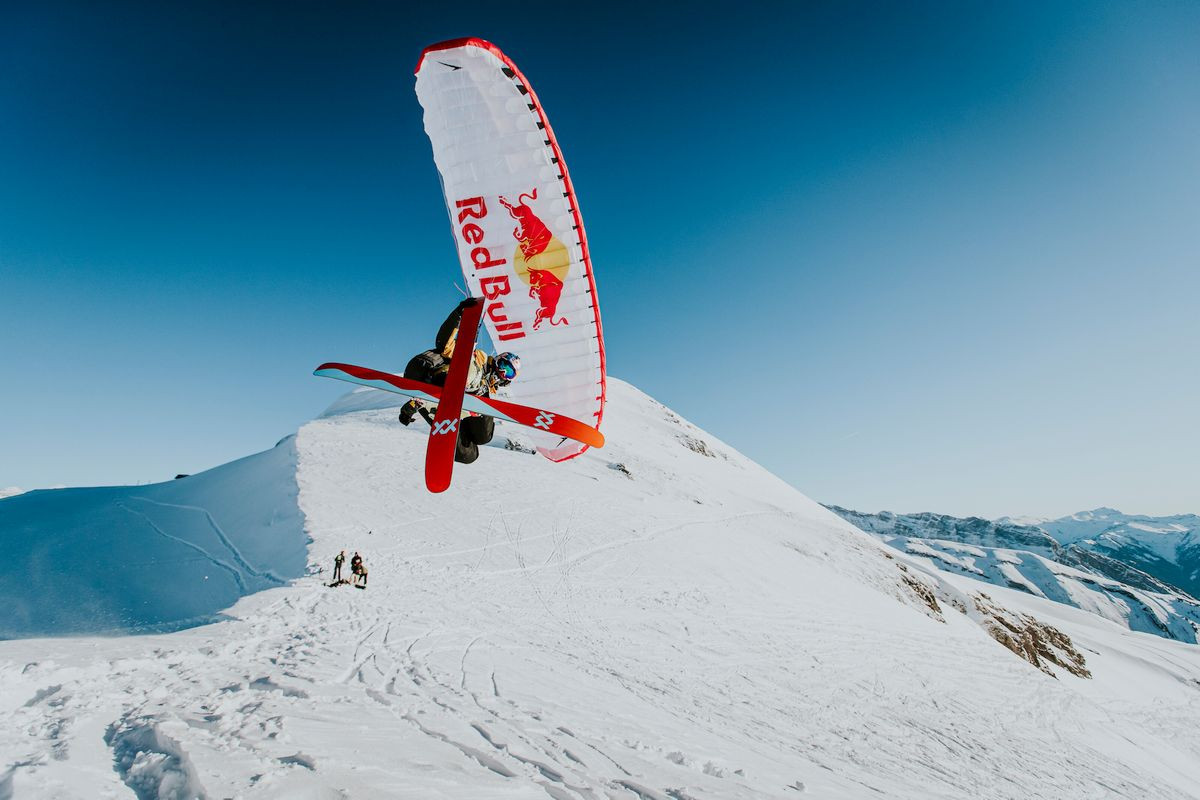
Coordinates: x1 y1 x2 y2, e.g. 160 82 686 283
398 298 521 465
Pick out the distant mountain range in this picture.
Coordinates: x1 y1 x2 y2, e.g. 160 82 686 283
1006 508 1200 597
826 505 1200 644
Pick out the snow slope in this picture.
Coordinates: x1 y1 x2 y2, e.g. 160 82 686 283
0 439 306 639
3 380 1200 798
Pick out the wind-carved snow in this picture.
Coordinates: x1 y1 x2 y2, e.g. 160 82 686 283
0 437 307 639
2 380 1200 798
105 715 207 800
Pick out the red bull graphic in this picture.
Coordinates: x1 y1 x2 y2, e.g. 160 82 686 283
415 38 606 463
527 267 566 329
501 189 571 331
499 190 553 260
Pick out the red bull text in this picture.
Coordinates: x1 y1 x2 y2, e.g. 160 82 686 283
454 196 526 342
454 190 571 339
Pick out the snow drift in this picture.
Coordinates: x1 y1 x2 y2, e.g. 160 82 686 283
0 437 306 639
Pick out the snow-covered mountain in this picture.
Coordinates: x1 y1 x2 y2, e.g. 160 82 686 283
1021 508 1200 598
827 506 1200 644
3 380 1200 799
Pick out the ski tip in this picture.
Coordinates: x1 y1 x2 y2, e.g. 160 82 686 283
564 424 604 449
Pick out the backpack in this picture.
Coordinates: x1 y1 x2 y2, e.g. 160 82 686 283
405 350 449 385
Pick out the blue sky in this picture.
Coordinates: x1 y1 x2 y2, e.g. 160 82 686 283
2 1 1197 518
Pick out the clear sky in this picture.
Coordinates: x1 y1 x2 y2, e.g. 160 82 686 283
2 1 1197 518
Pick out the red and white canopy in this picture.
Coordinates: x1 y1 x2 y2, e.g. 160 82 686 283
415 38 605 461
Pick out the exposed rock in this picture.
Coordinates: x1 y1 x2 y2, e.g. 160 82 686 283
679 435 718 458
899 569 943 620
972 593 1091 679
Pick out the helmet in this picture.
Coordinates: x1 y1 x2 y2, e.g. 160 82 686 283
494 352 521 382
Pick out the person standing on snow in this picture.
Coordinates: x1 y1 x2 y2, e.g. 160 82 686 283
350 552 367 588
398 298 521 465
332 550 346 583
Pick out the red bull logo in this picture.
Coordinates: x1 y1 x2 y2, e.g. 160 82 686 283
527 267 566 329
499 190 553 261
500 189 570 331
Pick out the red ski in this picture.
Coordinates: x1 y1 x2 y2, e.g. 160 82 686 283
312 363 605 449
424 298 485 493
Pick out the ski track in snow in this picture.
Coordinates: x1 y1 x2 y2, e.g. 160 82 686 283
118 501 253 594
3 380 1200 798
126 496 288 585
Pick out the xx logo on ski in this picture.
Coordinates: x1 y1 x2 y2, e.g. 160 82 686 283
425 297 485 492
534 412 555 430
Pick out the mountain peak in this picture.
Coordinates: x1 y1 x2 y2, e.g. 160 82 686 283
1076 506 1123 518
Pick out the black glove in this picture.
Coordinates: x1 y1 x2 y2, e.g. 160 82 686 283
399 400 419 426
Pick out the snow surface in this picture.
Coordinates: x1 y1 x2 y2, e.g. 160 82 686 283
0 439 306 639
0 487 26 500
3 379 1200 798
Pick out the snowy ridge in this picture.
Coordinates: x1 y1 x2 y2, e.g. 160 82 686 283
2 380 1200 798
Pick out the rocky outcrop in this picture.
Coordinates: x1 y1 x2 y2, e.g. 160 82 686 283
972 594 1091 679
891 561 1090 678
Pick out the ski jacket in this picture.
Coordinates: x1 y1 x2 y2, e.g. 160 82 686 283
434 303 499 397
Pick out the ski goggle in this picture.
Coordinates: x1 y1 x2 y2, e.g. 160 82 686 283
495 354 520 381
